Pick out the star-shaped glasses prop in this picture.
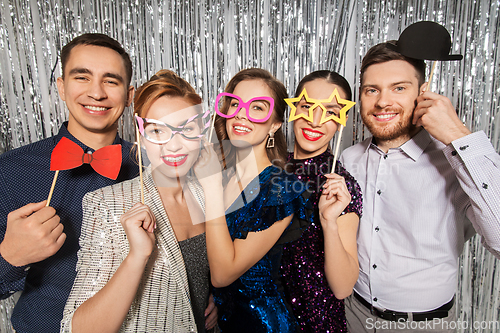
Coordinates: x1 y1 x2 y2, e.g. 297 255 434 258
285 88 355 126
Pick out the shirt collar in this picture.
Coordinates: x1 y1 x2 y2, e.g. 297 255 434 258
399 129 432 161
55 122 123 153
367 129 432 161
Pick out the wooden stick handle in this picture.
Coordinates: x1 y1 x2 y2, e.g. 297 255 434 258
423 61 437 92
46 170 59 206
208 113 216 143
135 114 144 204
332 125 344 173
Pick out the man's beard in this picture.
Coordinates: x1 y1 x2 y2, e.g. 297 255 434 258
361 108 416 141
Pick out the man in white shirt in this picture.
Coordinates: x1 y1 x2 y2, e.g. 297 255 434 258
342 41 500 332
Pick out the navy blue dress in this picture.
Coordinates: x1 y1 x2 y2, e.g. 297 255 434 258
213 165 311 333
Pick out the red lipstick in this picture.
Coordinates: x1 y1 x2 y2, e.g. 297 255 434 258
301 128 324 141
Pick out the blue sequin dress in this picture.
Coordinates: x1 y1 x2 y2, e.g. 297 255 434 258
213 165 311 333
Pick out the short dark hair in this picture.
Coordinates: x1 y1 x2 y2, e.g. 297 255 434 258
295 70 353 101
360 41 426 87
60 33 133 86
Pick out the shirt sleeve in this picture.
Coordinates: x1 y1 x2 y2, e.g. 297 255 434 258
60 190 124 332
0 165 29 299
442 131 500 258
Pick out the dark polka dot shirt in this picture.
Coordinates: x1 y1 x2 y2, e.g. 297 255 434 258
0 123 138 333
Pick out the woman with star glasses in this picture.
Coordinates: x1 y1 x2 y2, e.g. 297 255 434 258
281 70 362 332
192 68 313 332
62 70 217 333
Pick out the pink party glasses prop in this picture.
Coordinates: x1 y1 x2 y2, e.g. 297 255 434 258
135 110 210 144
215 92 275 123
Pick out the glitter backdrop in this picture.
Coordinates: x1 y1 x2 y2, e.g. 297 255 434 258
1 0 499 332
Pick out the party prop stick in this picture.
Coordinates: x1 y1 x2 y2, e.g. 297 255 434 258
46 170 59 206
135 113 144 204
332 125 344 173
208 113 216 143
423 61 437 92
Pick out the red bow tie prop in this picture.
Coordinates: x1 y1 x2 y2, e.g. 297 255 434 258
50 137 122 180
46 137 123 206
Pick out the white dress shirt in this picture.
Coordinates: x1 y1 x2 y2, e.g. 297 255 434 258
340 130 500 312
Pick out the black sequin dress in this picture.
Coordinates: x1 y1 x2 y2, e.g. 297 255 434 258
281 150 362 332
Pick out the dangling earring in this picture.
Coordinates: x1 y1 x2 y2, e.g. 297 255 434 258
266 132 275 148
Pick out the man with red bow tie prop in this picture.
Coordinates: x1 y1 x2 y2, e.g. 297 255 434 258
0 34 138 333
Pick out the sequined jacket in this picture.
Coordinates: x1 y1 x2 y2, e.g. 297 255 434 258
61 169 204 332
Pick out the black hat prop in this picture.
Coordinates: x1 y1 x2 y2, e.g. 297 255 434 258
387 21 463 61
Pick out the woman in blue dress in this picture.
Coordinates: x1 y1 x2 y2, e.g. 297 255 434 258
194 68 353 332
195 68 301 332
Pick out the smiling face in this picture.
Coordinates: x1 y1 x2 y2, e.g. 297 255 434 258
293 79 346 159
57 44 134 140
225 79 282 151
142 96 202 180
360 60 421 146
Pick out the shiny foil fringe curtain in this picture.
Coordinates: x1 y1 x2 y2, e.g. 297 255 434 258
1 0 499 332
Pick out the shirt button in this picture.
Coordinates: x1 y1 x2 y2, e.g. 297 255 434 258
377 190 382 195
451 151 457 156
375 226 380 232
383 154 388 159
459 145 469 151
372 264 377 269
373 297 378 302
483 183 488 189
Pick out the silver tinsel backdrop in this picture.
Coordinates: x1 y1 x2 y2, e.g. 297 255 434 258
0 0 499 332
